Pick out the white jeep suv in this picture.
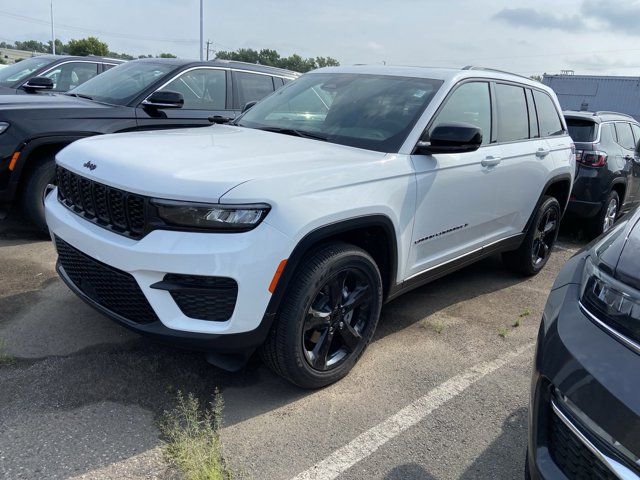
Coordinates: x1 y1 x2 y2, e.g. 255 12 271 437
45 65 574 388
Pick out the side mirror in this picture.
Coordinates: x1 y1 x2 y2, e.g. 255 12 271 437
141 91 184 109
22 76 54 91
242 101 258 113
416 123 483 155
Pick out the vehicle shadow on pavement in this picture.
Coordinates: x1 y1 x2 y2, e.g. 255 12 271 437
458 407 528 479
385 463 436 479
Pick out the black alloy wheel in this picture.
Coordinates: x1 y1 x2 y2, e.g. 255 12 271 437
302 268 373 371
531 207 559 268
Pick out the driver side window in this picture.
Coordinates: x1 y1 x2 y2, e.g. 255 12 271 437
430 82 491 145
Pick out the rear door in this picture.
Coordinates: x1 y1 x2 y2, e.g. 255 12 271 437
616 122 640 206
232 71 276 113
136 67 233 129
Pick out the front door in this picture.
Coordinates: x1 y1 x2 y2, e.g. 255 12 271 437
136 67 234 130
407 81 505 278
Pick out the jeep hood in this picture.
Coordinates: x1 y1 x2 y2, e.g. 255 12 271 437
56 125 386 202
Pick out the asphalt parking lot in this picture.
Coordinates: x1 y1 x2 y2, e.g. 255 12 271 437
0 212 585 480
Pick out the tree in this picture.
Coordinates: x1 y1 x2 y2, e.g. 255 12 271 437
47 39 65 54
14 40 48 53
215 48 340 73
157 53 177 58
66 37 109 57
108 51 134 60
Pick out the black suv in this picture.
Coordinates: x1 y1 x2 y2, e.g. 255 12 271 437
565 111 640 237
0 58 298 231
528 207 640 479
0 55 123 95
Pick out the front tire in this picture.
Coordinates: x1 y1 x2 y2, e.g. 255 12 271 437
503 196 561 276
22 156 56 235
260 243 383 389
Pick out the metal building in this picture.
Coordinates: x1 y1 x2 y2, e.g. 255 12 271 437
542 74 640 121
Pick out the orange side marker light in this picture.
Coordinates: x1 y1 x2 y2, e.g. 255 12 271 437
268 259 287 293
8 151 20 171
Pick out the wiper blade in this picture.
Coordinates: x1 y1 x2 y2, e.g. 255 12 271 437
65 92 94 100
257 126 328 141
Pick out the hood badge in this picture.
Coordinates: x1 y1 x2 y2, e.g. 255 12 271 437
83 161 97 171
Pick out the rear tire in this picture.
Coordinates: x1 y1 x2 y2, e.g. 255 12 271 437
260 242 383 389
22 156 56 235
503 196 561 276
587 190 619 239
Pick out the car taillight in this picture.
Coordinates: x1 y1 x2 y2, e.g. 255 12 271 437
576 150 607 167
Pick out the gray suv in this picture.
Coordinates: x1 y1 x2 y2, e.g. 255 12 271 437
565 111 640 237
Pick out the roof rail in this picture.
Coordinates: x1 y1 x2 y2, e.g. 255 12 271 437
593 111 635 119
462 65 532 81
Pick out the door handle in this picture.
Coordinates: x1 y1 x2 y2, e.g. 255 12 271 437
481 156 502 167
536 148 550 158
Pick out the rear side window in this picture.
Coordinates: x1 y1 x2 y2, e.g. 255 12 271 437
236 72 275 107
430 81 491 145
601 123 617 143
533 91 564 137
495 84 528 142
615 122 636 150
566 119 597 142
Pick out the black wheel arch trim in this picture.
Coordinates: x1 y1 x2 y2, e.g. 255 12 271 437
264 214 399 320
523 172 573 234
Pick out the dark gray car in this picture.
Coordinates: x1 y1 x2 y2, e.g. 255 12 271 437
565 110 640 237
527 207 640 479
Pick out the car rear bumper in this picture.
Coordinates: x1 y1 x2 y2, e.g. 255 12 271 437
45 189 291 350
528 274 640 479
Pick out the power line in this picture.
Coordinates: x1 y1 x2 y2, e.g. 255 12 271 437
0 9 198 44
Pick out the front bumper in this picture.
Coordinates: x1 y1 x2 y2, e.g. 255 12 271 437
45 190 292 348
528 257 640 479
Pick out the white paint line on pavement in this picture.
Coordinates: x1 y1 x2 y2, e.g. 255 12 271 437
290 342 535 480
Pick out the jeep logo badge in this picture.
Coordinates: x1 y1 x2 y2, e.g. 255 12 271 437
83 161 97 171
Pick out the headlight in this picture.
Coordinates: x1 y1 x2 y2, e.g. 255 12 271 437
580 255 640 346
153 200 270 232
0 122 9 134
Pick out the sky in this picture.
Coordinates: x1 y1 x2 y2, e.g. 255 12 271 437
1 0 640 76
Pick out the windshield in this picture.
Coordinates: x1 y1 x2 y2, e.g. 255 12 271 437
68 61 175 105
237 73 443 152
0 57 54 87
567 119 597 142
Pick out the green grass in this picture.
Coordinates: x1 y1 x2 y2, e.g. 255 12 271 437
519 308 531 318
158 390 233 480
498 327 509 339
512 318 521 328
0 339 15 366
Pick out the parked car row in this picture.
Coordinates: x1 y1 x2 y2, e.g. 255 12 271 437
0 58 298 230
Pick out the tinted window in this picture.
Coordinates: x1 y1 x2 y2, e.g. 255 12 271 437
495 84 528 142
526 89 539 138
160 68 226 110
236 72 274 107
43 62 98 91
103 63 118 71
431 82 491 145
238 73 442 153
533 91 563 137
601 123 617 144
615 122 636 150
0 56 53 87
566 119 597 142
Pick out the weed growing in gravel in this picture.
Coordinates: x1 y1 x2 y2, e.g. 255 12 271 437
519 308 531 318
0 339 15 366
158 390 233 480
512 318 521 328
433 321 445 334
498 327 509 338
419 319 446 334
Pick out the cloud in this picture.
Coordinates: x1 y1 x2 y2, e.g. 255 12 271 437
567 55 640 72
493 8 587 30
581 0 640 36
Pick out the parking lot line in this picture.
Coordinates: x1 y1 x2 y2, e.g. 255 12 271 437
290 342 535 480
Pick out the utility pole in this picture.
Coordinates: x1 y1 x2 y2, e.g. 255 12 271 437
206 40 211 61
50 0 56 55
199 0 204 61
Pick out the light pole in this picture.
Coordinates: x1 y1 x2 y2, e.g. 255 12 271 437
199 0 204 61
50 0 56 55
